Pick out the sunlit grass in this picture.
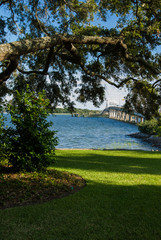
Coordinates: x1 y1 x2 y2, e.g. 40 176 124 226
1 149 161 240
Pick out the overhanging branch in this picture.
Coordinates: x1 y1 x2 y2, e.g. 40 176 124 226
17 46 54 75
0 34 160 85
152 79 161 88
0 35 123 62
0 57 19 83
80 62 138 88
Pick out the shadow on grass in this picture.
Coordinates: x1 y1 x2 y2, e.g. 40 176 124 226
70 181 161 240
55 150 161 175
1 180 161 240
1 150 161 239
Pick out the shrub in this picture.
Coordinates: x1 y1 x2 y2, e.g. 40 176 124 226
154 117 161 137
0 108 7 163
138 118 158 135
5 86 58 172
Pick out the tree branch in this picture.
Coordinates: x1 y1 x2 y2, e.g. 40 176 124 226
17 46 54 75
59 53 81 65
152 79 161 88
9 1 21 33
0 35 123 61
119 41 161 75
34 1 50 36
0 0 9 7
16 67 48 75
0 57 19 83
80 62 138 88
0 34 160 84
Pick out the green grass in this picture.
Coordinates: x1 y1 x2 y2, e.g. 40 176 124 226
1 149 161 240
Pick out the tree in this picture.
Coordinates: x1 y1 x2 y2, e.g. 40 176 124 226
0 0 161 114
124 80 161 119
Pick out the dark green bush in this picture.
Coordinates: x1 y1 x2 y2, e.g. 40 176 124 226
5 86 58 172
138 118 158 135
0 109 7 163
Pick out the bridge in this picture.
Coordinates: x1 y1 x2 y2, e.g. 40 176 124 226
102 106 145 124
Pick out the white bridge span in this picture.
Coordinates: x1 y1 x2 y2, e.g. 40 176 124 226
102 106 145 124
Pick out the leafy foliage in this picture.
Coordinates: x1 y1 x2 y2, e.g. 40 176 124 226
124 81 161 120
0 107 7 163
5 86 58 172
138 118 158 135
0 1 161 117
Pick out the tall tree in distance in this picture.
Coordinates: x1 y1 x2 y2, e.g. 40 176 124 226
0 0 161 115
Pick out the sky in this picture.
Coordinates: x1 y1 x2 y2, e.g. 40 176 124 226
73 83 127 110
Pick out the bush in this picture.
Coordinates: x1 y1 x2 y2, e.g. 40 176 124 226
0 108 7 163
5 86 58 172
138 118 158 135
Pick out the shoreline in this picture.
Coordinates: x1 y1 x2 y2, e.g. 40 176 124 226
56 148 160 152
127 132 161 150
56 132 161 152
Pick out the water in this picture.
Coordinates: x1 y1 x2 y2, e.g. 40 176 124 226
47 115 155 150
4 114 156 150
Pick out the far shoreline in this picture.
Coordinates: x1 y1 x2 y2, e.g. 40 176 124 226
56 148 160 152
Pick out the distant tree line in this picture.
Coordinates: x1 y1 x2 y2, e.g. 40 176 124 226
53 108 101 116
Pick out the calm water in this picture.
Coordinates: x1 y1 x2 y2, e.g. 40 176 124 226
4 114 155 150
47 115 155 150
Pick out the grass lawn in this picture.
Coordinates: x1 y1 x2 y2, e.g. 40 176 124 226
1 149 161 240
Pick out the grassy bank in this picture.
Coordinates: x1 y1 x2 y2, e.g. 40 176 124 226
1 150 161 240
